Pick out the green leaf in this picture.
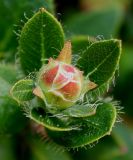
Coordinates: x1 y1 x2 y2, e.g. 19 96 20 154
19 8 64 74
11 79 35 102
60 104 96 118
78 39 121 87
64 7 123 38
46 102 116 148
85 124 133 160
71 36 108 100
30 107 74 131
71 37 121 100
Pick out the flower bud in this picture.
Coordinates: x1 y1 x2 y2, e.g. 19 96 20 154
37 58 83 109
33 41 97 110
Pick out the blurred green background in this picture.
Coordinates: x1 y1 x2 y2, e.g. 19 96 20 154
0 0 133 160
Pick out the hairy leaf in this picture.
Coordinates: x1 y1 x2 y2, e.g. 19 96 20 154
61 104 96 118
46 102 116 148
19 8 64 74
72 37 108 99
11 79 35 102
78 39 121 87
30 107 74 131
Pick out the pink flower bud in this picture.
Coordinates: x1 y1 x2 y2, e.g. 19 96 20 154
33 41 97 110
37 58 83 109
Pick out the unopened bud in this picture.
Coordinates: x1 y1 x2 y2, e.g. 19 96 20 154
33 41 97 110
37 58 83 109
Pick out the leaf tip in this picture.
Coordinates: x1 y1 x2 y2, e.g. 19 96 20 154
106 131 111 135
39 7 46 13
33 87 44 100
88 81 97 90
57 40 72 64
113 39 122 48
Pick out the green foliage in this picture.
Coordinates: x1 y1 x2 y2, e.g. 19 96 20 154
30 107 74 131
72 37 121 100
61 104 96 118
11 79 35 102
78 39 121 86
64 7 124 38
74 123 133 160
46 103 116 148
10 8 122 148
72 36 108 100
19 8 64 75
1 0 132 159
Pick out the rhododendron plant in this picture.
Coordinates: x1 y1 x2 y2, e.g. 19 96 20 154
10 8 121 148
